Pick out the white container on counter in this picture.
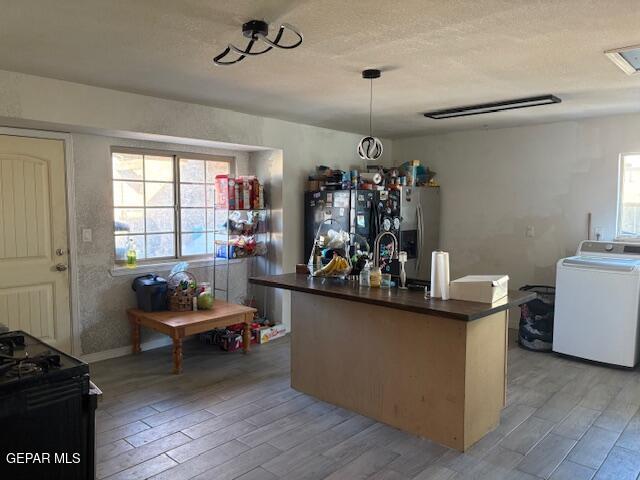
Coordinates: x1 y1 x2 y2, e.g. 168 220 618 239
449 275 509 304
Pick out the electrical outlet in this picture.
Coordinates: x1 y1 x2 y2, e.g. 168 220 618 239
594 226 602 240
82 229 92 242
526 225 535 238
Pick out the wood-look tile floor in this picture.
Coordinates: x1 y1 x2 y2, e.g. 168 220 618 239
92 332 640 480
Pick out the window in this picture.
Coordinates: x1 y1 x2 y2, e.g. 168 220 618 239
617 153 640 238
179 158 230 256
112 150 231 262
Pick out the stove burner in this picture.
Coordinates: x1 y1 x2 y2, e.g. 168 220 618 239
0 351 61 378
0 334 25 356
7 362 43 377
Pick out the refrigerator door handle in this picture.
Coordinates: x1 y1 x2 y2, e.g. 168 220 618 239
416 203 423 272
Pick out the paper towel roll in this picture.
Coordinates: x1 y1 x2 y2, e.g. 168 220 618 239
361 172 382 185
439 252 450 300
430 251 440 298
430 251 450 300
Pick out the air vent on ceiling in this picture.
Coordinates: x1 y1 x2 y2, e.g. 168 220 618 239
423 95 561 120
605 45 640 75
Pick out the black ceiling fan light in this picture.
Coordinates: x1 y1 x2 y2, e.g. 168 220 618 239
423 95 561 119
213 19 303 66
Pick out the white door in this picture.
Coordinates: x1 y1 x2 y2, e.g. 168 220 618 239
0 134 71 352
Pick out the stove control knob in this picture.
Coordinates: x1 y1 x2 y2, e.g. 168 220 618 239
605 244 614 252
55 263 68 272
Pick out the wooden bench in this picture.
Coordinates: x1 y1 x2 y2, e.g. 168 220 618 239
127 300 257 374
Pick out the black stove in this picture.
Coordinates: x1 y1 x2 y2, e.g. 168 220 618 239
0 331 86 387
0 331 98 480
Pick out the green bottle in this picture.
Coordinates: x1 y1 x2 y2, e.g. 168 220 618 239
126 238 137 268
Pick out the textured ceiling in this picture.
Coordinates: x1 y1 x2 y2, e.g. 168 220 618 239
1 0 640 137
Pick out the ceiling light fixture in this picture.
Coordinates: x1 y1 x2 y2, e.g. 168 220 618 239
423 95 561 119
605 44 640 75
213 19 303 66
357 69 383 162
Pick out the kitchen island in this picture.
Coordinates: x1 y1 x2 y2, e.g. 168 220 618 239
250 273 535 451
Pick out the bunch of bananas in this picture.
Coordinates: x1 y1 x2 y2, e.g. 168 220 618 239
315 255 350 277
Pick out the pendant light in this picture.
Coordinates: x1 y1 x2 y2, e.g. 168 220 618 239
357 69 383 161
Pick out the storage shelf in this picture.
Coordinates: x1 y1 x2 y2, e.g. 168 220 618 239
215 254 267 260
213 207 268 212
212 231 268 236
212 191 270 318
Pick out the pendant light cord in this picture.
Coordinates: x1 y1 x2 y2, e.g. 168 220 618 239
369 78 373 136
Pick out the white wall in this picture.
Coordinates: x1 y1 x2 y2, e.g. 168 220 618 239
72 133 254 354
393 113 640 291
0 69 392 354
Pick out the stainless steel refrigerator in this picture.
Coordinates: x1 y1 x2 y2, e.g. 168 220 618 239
399 186 440 281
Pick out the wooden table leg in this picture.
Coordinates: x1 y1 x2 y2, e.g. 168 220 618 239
172 337 183 374
243 316 251 354
129 313 141 354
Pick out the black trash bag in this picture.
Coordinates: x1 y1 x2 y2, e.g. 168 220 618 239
518 285 555 352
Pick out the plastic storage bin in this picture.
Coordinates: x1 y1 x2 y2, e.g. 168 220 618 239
518 285 555 352
132 274 168 312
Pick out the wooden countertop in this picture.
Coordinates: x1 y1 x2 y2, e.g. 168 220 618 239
250 273 536 321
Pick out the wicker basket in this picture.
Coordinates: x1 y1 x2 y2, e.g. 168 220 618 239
167 271 197 312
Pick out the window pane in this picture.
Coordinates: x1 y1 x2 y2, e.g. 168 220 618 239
206 161 230 183
205 185 215 208
181 208 206 232
146 208 175 233
210 210 228 232
180 184 206 207
206 232 215 254
115 234 145 260
206 208 215 231
146 233 175 258
113 181 144 207
620 154 640 236
181 233 207 256
180 159 205 183
145 155 173 182
112 153 143 180
114 208 144 234
146 182 174 207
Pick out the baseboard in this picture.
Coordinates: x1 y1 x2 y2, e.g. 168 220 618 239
81 336 173 363
81 329 290 364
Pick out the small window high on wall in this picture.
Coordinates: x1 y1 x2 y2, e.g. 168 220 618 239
112 149 232 263
617 153 640 238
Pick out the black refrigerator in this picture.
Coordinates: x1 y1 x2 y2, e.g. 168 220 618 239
354 189 401 275
303 190 351 264
304 189 400 275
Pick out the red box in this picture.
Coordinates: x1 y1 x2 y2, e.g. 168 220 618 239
215 175 237 209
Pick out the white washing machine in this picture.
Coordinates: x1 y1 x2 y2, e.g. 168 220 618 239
554 240 640 367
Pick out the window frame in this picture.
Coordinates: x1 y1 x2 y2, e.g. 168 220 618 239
616 152 640 240
111 147 234 265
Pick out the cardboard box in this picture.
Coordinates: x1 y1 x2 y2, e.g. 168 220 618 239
449 275 509 304
306 180 325 192
259 324 287 344
242 179 251 210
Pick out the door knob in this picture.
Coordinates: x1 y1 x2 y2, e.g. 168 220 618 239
55 263 68 272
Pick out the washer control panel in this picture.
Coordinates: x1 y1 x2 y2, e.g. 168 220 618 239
579 241 640 256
